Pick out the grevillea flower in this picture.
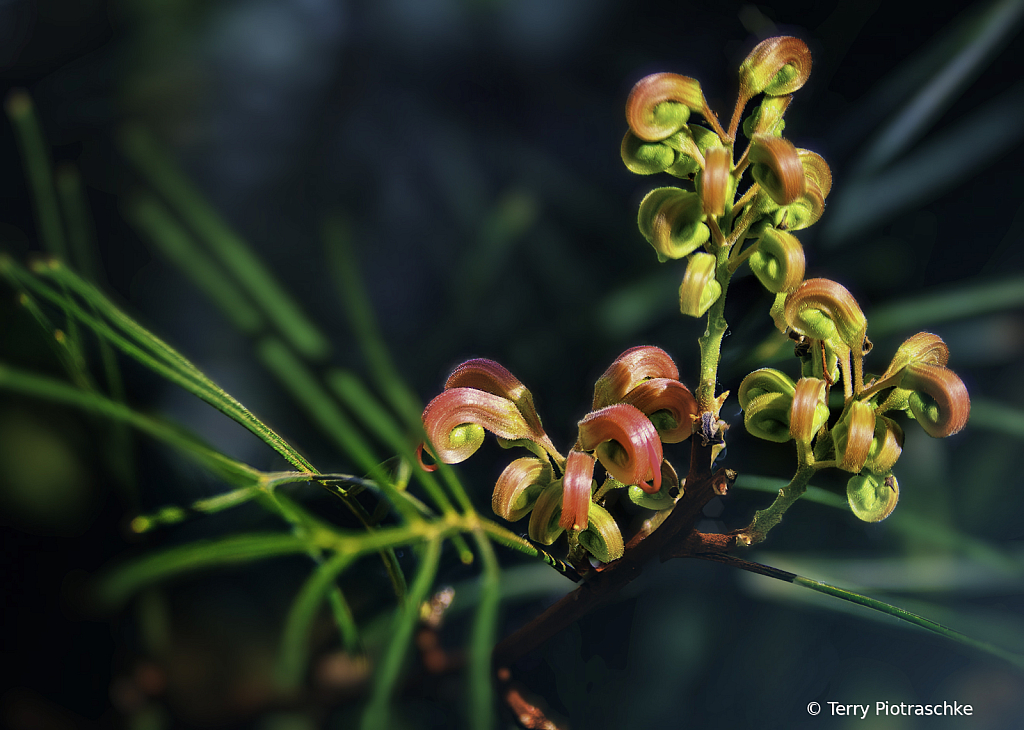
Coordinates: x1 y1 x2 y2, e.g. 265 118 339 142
578 404 663 494
420 346 695 560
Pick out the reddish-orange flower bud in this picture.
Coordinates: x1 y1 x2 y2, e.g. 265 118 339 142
785 278 867 353
578 403 663 493
619 378 698 443
900 362 970 438
749 135 806 206
832 400 875 473
445 358 544 435
698 146 731 217
625 73 705 142
421 387 534 465
738 36 812 100
592 346 679 409
559 450 597 531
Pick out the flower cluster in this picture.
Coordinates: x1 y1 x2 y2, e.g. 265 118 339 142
620 37 970 527
419 348 698 563
621 37 828 317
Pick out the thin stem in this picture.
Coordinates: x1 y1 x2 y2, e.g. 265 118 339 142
734 465 815 546
696 247 734 414
700 100 729 141
726 94 750 143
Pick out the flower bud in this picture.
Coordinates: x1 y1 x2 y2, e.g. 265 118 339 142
749 135 806 206
697 146 731 217
621 129 700 176
679 252 722 318
798 149 832 199
637 187 710 262
742 95 792 138
864 416 903 474
619 378 698 443
832 400 875 472
559 449 597 531
789 377 829 444
578 501 625 563
738 367 796 409
881 332 949 380
592 345 679 409
742 391 792 442
421 387 535 464
492 456 552 522
738 36 812 100
578 404 663 493
626 73 704 142
445 358 545 436
748 228 805 293
901 362 970 438
528 480 565 545
847 472 899 523
785 278 867 354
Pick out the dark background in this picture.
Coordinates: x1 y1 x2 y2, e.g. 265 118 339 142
2 0 1024 728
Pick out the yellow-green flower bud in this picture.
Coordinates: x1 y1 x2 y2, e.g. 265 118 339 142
749 228 805 293
789 377 829 444
626 73 704 142
492 456 552 522
847 472 899 523
832 400 875 472
637 187 710 262
749 135 806 206
738 36 812 100
738 367 796 409
678 252 721 317
743 391 792 442
578 501 625 563
864 416 903 475
742 95 792 138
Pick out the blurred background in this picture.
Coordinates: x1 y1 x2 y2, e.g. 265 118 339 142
2 0 1024 728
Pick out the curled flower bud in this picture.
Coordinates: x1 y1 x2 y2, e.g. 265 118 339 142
749 228 805 293
697 146 731 217
785 278 867 353
592 345 679 409
901 362 970 438
749 135 806 206
881 332 950 380
422 388 535 464
578 501 625 563
832 401 875 472
627 459 680 510
559 449 597 531
626 73 705 142
528 480 565 545
738 36 812 100
621 130 700 176
620 378 698 443
742 95 792 138
738 367 796 409
492 456 552 522
445 358 545 436
679 252 722 318
789 377 829 444
865 416 903 474
742 391 792 442
578 404 663 493
637 187 710 262
847 472 899 523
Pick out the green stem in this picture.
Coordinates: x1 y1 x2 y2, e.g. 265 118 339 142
735 464 815 546
696 246 735 413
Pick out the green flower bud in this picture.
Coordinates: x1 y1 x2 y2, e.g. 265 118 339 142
749 228 805 293
847 472 899 523
637 187 710 262
678 252 721 317
578 501 625 563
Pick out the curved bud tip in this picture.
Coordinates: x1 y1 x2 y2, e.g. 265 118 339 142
422 388 534 464
833 400 875 473
626 73 704 142
637 187 710 262
579 403 663 493
698 147 731 217
902 362 970 438
785 278 867 352
883 333 949 380
749 228 805 294
578 502 625 563
445 358 545 436
621 378 698 443
739 36 812 100
492 456 552 522
592 345 679 409
750 135 806 206
559 450 597 531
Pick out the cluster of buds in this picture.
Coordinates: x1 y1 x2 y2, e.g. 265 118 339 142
741 281 970 521
621 37 970 525
419 348 698 563
621 37 828 316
